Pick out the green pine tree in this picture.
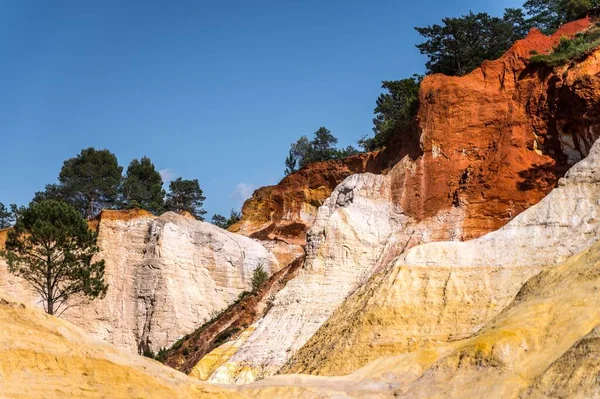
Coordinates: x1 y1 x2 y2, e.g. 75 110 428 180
121 156 165 214
34 148 123 218
0 202 13 229
165 178 207 220
1 200 108 316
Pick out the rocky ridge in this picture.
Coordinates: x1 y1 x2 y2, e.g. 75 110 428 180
185 18 600 383
284 135 600 376
0 210 279 354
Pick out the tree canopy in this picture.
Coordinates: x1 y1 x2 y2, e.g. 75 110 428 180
359 76 422 151
121 156 165 214
524 0 600 33
415 10 530 77
284 127 358 175
165 178 207 220
35 148 122 218
211 209 241 229
0 202 13 229
2 200 108 316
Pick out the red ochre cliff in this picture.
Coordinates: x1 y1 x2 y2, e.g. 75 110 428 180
234 17 599 244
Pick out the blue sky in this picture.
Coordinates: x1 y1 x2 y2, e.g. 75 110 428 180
0 0 523 218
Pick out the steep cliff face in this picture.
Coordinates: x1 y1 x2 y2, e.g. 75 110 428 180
284 136 600 376
230 151 385 244
0 210 279 354
389 18 597 239
191 18 600 383
6 237 600 399
238 238 600 398
164 255 305 377
235 18 596 246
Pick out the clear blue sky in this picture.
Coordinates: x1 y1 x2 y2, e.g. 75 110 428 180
0 0 522 218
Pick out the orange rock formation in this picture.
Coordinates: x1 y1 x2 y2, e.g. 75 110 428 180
235 18 599 244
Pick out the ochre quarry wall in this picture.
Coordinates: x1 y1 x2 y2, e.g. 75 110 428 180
0 209 279 354
230 150 385 245
194 18 600 383
234 18 597 247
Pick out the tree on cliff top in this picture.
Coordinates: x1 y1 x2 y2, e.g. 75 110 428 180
0 202 14 229
121 156 165 214
34 148 123 218
165 178 207 220
211 209 241 229
415 9 530 76
1 200 108 316
359 76 422 152
284 127 358 175
524 0 600 33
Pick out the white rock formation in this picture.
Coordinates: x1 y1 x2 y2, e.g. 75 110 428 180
404 136 600 268
0 211 279 353
207 173 406 383
208 139 600 382
278 138 600 376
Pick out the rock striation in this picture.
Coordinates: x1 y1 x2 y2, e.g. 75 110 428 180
208 172 405 383
285 136 600 376
0 210 279 354
240 237 600 398
198 18 600 382
5 235 600 398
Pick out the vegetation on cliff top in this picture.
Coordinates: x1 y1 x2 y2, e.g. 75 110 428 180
530 23 600 66
281 0 600 166
121 156 166 215
284 127 359 175
525 0 600 33
211 209 241 229
29 147 209 221
0 203 14 229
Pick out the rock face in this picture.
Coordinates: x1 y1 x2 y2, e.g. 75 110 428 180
164 255 305 377
390 18 597 240
284 136 600 376
208 172 405 383
240 237 600 398
234 18 598 247
5 237 600 399
0 210 279 354
230 151 385 246
196 19 600 383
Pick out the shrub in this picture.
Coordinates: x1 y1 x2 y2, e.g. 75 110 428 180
142 347 155 359
155 347 168 363
530 26 600 67
251 264 269 292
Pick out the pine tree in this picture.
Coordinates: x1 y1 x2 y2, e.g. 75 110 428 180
0 202 13 229
165 178 207 220
34 148 122 218
211 209 241 229
121 156 165 214
1 200 108 316
284 150 297 175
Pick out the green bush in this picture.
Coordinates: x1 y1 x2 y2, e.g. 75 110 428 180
530 26 600 67
155 347 168 363
251 264 269 292
142 347 155 359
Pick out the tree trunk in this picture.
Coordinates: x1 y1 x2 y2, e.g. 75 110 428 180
46 259 53 315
